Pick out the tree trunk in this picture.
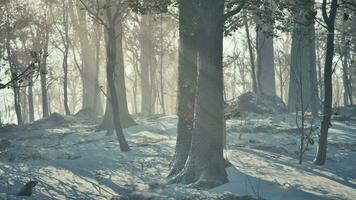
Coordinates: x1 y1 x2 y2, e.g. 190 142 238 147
68 0 97 113
288 0 319 115
28 81 35 122
316 39 324 107
5 23 23 125
106 23 130 152
40 30 50 118
63 47 70 115
170 0 228 188
159 16 166 115
341 18 353 106
100 20 137 130
255 5 276 96
314 0 338 165
168 0 198 178
244 13 258 93
94 24 103 116
139 15 154 114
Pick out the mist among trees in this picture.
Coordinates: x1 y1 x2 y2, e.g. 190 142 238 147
0 0 355 199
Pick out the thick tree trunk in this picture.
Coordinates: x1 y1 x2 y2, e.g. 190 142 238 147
341 19 353 106
68 0 97 113
40 30 50 118
100 21 136 130
168 0 198 178
106 24 130 152
288 0 319 115
314 0 338 165
139 15 154 114
5 25 23 125
244 13 258 93
171 0 228 188
94 24 103 116
255 8 276 96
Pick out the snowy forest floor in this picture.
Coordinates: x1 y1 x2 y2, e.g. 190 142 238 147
0 113 355 200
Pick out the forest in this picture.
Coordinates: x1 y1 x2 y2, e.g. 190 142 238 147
0 0 355 199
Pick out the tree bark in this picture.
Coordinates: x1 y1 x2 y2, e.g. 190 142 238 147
63 1 70 115
100 20 137 130
288 0 319 116
68 0 97 113
341 17 353 106
170 0 228 188
314 0 338 165
168 0 198 178
28 80 35 122
243 13 258 93
255 3 276 96
40 29 50 118
105 20 130 152
139 15 154 114
5 21 23 125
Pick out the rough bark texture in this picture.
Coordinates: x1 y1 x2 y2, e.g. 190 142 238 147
68 0 99 114
244 13 258 93
168 0 198 178
340 14 353 106
106 20 130 152
40 30 50 118
5 23 23 125
171 0 228 188
255 4 276 96
288 0 319 115
100 21 137 130
314 0 338 165
139 15 155 114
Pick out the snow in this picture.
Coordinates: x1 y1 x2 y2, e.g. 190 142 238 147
0 113 355 199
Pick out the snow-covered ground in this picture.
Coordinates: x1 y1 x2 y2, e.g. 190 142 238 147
0 113 355 199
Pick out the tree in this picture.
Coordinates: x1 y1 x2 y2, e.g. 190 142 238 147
68 0 100 114
170 0 245 187
314 0 338 165
139 14 156 114
255 0 276 96
100 17 137 130
170 0 227 187
243 11 258 93
79 0 130 152
288 0 319 116
51 0 71 115
168 0 198 178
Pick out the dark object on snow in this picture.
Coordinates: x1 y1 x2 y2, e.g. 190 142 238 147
333 106 356 121
226 92 287 115
16 181 38 196
0 139 11 151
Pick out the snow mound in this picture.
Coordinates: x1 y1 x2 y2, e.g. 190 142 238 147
226 92 287 116
75 108 98 121
29 112 68 130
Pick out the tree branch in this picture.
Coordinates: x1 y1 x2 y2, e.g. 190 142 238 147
78 0 109 30
223 0 246 22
